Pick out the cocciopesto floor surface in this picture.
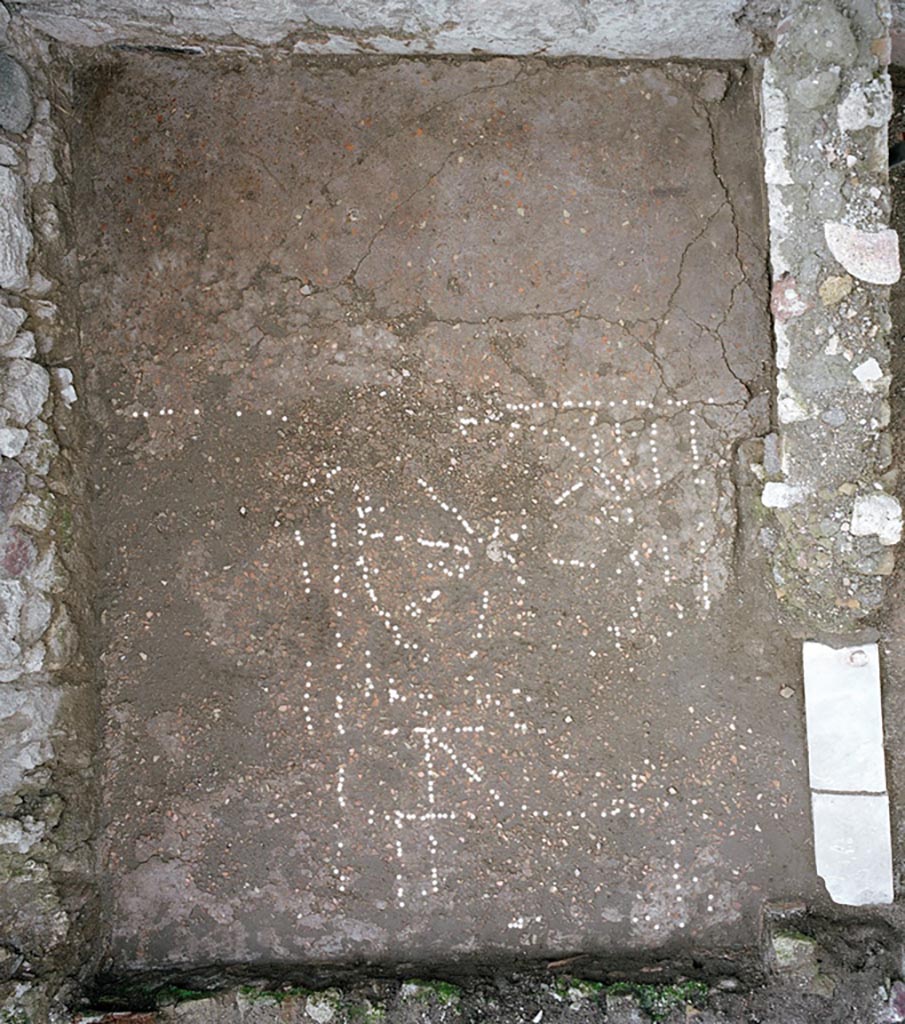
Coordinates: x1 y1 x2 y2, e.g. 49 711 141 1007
73 53 822 969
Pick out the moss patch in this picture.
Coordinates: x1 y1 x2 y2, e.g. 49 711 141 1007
551 976 605 1004
239 985 312 1004
347 999 387 1021
400 980 462 1005
0 1009 32 1024
156 986 210 1006
607 981 709 1022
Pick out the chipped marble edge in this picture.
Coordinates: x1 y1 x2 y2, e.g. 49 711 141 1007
802 642 893 906
811 791 893 906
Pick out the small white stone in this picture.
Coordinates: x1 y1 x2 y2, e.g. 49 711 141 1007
850 493 902 546
52 367 76 407
762 482 807 509
853 358 883 385
777 395 809 424
486 539 504 562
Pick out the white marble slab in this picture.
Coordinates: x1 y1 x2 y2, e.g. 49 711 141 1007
802 641 886 793
812 792 893 906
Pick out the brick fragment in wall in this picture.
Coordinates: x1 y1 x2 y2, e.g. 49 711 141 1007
0 527 37 580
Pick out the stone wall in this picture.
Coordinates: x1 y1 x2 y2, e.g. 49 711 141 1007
8 0 781 57
0 8 100 1022
756 0 903 633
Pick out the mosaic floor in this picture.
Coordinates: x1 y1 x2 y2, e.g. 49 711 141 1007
74 54 821 968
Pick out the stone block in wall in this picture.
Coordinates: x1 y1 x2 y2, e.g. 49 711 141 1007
0 166 32 290
0 683 60 801
0 53 33 134
0 357 50 426
0 305 26 347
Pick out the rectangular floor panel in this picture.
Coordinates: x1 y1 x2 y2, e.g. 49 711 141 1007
811 792 893 906
802 642 887 794
74 54 821 969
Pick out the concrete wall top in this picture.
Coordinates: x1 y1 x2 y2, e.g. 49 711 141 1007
8 0 780 57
